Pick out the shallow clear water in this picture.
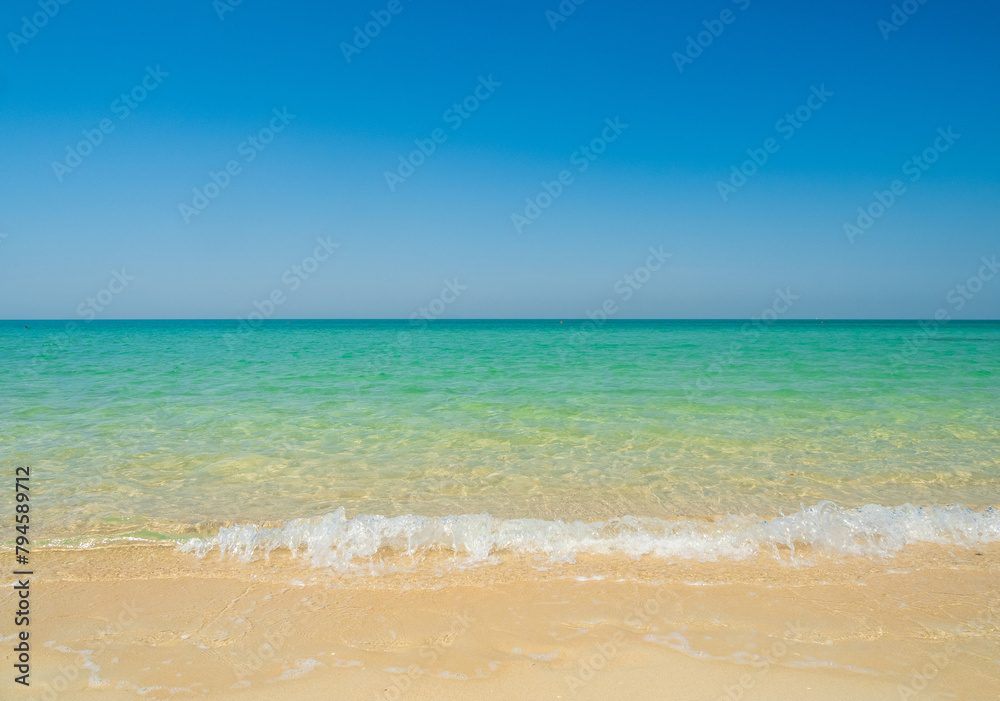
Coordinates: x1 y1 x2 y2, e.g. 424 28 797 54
2 319 998 562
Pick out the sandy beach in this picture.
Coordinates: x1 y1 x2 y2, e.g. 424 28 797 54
3 541 997 700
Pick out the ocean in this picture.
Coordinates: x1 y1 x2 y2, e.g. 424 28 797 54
3 319 999 572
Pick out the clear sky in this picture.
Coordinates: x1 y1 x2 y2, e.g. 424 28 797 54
1 0 998 320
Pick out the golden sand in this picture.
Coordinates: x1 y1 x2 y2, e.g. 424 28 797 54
2 544 998 700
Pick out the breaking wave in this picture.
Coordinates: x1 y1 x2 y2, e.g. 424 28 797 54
177 501 1000 571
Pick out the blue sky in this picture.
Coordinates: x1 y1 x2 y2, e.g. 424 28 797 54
1 0 998 319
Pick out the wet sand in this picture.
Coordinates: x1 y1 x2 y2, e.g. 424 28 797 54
2 543 998 700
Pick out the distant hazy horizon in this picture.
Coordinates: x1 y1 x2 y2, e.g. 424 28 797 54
4 317 1000 322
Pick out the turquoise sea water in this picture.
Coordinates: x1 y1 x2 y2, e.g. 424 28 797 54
2 320 999 564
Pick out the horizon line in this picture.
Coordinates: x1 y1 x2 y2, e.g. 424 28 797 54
4 318 999 323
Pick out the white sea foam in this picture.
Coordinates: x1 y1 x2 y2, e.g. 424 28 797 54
177 501 1000 571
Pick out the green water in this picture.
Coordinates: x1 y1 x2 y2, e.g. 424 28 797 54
1 320 998 540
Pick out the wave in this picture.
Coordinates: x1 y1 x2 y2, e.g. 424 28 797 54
177 501 1000 571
